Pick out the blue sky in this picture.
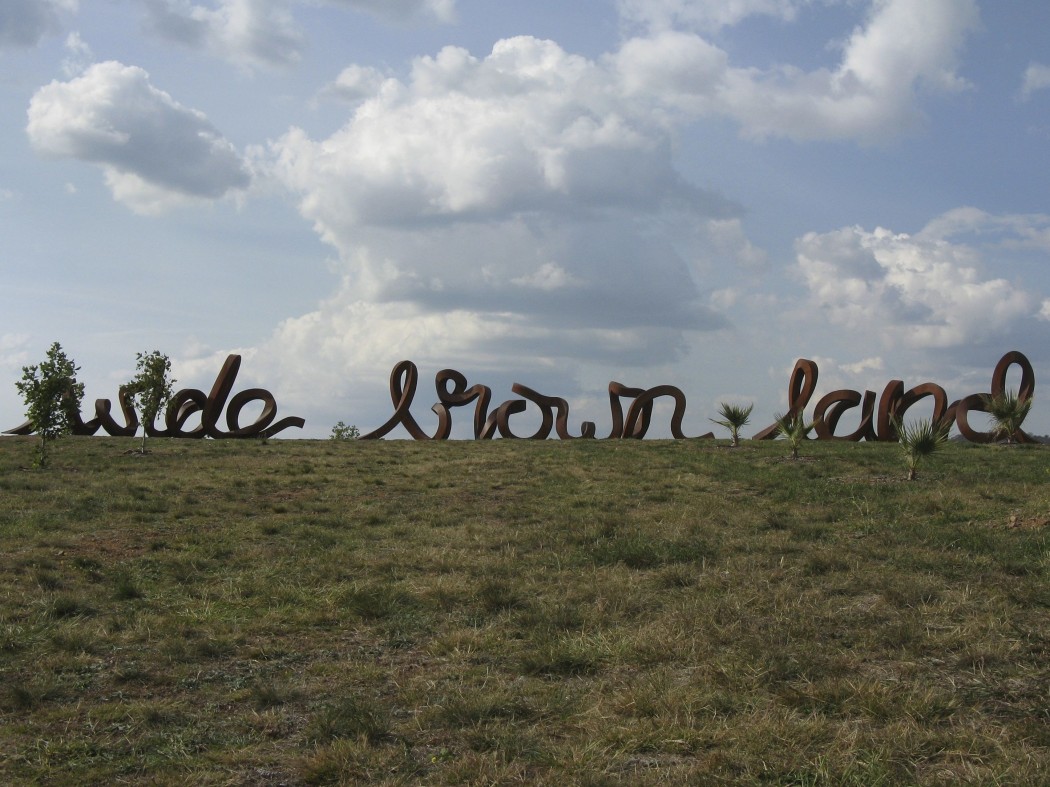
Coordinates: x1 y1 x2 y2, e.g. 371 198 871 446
2 0 1049 439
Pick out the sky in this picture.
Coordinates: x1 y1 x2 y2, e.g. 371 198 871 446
2 0 1049 440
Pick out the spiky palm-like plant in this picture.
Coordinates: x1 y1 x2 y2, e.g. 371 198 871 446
895 417 949 481
710 402 754 447
982 389 1032 444
775 412 814 460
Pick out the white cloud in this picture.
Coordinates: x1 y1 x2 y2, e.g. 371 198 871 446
217 2 989 432
265 35 739 315
1020 62 1050 101
839 356 883 375
919 206 1050 254
270 36 734 227
257 1 987 416
26 61 251 213
255 34 753 413
795 214 1043 351
616 0 980 143
320 64 390 103
142 0 305 69
61 31 93 76
0 0 76 49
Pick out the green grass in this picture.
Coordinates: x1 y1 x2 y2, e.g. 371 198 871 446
1 435 1048 784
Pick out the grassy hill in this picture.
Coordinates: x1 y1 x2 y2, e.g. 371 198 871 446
1 435 1048 784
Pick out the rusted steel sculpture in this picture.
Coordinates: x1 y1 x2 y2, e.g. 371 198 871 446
6 349 1035 443
361 351 1034 443
752 350 1035 444
4 354 304 439
752 359 819 440
359 360 715 440
951 350 1036 444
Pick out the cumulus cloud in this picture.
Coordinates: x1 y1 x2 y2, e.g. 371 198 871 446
274 38 729 227
256 0 984 411
0 0 76 49
27 61 251 213
253 34 753 413
267 36 738 307
233 2 988 430
612 0 980 143
795 212 1045 351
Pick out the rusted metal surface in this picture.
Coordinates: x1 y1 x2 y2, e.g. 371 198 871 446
6 350 1035 443
5 354 303 439
361 351 1035 442
753 350 1035 444
952 351 1036 444
360 362 713 440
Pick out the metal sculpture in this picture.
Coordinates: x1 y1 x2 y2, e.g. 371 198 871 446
5 349 1035 443
359 360 715 440
4 354 304 439
951 350 1036 444
752 350 1035 444
361 351 1034 443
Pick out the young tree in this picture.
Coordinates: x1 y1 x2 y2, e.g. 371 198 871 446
710 402 753 447
775 412 815 460
983 389 1032 444
126 351 176 454
330 421 360 440
895 417 949 481
15 342 85 467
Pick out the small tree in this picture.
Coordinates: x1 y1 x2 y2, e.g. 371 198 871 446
330 421 360 440
895 417 949 481
126 351 176 454
710 402 753 447
983 390 1032 444
14 342 85 467
775 412 814 460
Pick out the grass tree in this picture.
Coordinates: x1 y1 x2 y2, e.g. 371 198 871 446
982 389 1032 444
15 342 85 467
775 412 815 460
895 417 949 481
126 351 176 454
710 402 754 447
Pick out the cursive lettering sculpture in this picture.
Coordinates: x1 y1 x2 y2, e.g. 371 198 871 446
5 354 304 439
6 350 1035 444
361 351 1034 443
359 360 715 441
752 350 1035 444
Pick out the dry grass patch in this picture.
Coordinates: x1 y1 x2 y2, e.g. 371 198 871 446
0 435 1048 783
